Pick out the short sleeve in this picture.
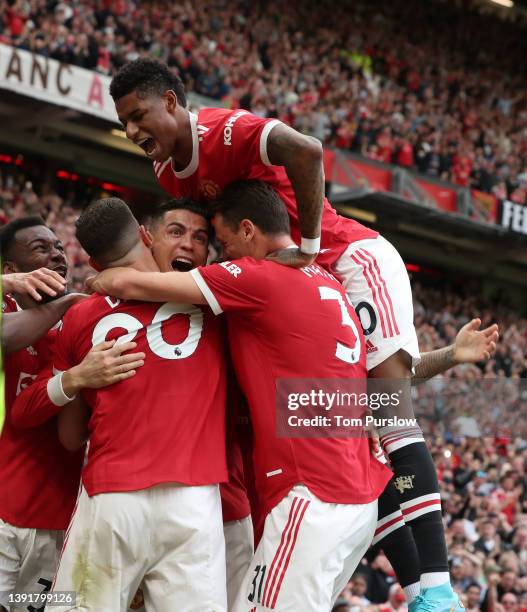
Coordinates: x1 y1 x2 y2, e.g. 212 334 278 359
190 258 271 315
228 112 281 168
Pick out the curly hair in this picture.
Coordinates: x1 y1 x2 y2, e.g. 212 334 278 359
110 58 187 107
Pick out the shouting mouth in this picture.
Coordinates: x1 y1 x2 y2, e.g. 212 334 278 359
171 257 194 272
137 137 157 158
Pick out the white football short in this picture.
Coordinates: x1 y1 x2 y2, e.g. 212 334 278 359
224 515 254 610
52 483 226 612
0 518 63 612
334 235 420 371
232 485 377 612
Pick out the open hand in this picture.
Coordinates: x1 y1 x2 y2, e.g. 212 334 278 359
86 267 129 297
453 318 499 364
3 268 66 301
65 340 146 392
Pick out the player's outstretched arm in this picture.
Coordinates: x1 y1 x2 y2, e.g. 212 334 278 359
413 319 499 381
11 340 144 429
2 293 87 355
88 268 206 305
266 123 323 268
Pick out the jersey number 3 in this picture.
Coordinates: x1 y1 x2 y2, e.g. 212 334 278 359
319 286 361 364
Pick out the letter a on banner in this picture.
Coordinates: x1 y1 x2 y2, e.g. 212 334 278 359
87 74 104 108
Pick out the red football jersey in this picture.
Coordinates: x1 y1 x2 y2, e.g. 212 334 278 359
12 365 63 429
0 295 83 529
53 293 228 496
220 415 251 523
190 260 392 519
220 382 251 524
153 109 378 272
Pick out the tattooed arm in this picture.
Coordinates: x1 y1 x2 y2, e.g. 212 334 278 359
414 319 499 382
414 345 457 381
265 123 324 268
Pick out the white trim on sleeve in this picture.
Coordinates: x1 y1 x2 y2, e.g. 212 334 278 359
259 119 281 166
189 269 223 315
47 371 76 407
172 112 199 179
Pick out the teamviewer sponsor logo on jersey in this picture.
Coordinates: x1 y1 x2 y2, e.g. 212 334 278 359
220 261 242 277
223 110 247 146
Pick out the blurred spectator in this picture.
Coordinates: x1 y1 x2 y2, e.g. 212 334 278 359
332 599 351 612
500 592 519 612
379 584 407 612
349 574 371 606
464 582 483 612
475 521 501 557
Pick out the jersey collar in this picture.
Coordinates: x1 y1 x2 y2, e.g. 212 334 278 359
172 111 199 179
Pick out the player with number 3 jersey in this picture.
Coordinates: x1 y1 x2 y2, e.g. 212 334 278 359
110 59 468 612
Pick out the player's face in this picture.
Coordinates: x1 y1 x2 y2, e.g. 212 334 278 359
213 214 251 260
115 91 176 162
150 209 209 272
8 225 68 279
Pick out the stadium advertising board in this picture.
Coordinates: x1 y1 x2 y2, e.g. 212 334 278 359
0 43 118 124
499 199 527 235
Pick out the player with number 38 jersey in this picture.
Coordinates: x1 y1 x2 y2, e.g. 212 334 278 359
52 293 227 495
50 200 228 612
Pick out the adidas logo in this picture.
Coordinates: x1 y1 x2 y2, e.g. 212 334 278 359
366 339 378 354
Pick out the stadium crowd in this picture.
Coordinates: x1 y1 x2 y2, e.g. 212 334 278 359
2 0 527 201
330 283 527 611
2 159 527 611
334 428 527 612
0 166 92 291
2 0 527 607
